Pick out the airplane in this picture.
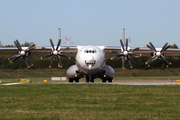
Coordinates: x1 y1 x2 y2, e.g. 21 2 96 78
1 28 180 83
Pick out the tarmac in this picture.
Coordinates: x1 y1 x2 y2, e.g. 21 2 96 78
1 81 180 85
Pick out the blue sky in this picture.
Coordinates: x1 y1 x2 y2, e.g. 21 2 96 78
0 0 180 48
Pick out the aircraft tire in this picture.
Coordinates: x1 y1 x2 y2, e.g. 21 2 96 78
102 79 106 83
108 79 112 82
69 78 73 83
75 79 79 83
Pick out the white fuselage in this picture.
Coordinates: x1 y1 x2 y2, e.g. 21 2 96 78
75 45 105 75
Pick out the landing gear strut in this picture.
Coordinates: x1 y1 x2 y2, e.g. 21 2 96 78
86 75 94 83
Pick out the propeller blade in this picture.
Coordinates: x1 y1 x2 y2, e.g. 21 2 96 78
110 51 123 54
49 55 55 68
56 38 61 50
145 55 157 65
148 56 157 65
14 39 22 51
160 55 170 65
25 44 36 52
57 55 62 68
149 42 157 52
125 38 128 51
146 58 153 65
129 47 140 52
160 42 168 52
111 55 123 60
127 56 132 68
41 54 53 59
41 47 52 51
146 44 153 51
10 55 21 63
24 57 30 68
163 45 171 51
120 39 125 51
122 56 126 69
50 38 55 50
16 39 23 51
9 54 21 60
129 53 141 56
26 57 33 66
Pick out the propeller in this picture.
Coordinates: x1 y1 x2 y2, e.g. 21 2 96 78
110 38 141 69
145 42 172 67
41 38 70 68
8 39 37 68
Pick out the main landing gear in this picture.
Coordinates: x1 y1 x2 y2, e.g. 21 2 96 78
68 76 113 83
69 78 79 83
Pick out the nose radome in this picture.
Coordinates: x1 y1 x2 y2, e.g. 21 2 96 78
86 55 94 63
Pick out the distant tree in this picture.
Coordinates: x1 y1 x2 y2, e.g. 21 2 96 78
5 45 14 47
170 43 178 49
21 41 35 47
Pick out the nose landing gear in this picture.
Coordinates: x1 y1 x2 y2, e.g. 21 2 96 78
86 75 94 83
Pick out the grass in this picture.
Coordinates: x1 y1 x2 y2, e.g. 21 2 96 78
1 68 180 79
1 68 180 119
0 84 180 119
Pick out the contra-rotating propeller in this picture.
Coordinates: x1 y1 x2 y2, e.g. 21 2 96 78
41 38 70 68
8 39 37 68
110 38 141 69
145 42 172 67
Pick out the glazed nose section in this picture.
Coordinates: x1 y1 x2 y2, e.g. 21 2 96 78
85 55 96 69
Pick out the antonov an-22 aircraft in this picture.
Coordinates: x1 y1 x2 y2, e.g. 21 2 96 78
1 28 180 83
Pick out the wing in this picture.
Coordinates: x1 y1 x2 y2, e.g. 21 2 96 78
30 46 78 57
0 47 20 55
104 46 180 57
103 44 180 68
0 46 78 68
103 46 122 58
0 46 78 57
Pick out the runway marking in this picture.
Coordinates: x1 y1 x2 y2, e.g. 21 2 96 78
1 82 180 85
0 83 25 85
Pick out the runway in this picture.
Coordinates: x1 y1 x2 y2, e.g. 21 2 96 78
111 82 180 85
1 81 180 85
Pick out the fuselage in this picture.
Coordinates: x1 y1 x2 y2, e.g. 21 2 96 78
75 45 105 75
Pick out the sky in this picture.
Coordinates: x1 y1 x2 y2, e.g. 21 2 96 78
0 0 180 48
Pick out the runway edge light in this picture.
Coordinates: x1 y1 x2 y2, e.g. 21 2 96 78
44 80 47 82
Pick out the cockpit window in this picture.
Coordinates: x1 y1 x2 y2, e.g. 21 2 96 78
84 49 97 53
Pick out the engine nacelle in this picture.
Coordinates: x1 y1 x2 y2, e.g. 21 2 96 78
66 65 81 79
101 65 115 79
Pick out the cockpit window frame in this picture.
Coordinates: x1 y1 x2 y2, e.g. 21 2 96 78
84 49 97 54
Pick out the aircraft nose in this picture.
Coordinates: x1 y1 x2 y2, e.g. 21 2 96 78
86 55 94 63
85 55 96 69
